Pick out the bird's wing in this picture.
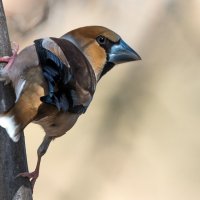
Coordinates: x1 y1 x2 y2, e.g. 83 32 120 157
34 38 96 113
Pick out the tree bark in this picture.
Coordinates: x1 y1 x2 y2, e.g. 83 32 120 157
0 1 32 199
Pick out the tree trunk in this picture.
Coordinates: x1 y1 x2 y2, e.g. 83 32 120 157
0 1 32 199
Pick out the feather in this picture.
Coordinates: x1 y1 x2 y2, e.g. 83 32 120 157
34 38 96 113
15 79 26 102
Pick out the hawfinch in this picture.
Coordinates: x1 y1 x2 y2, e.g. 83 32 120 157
0 26 141 188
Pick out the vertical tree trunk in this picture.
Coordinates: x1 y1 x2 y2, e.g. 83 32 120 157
0 1 32 199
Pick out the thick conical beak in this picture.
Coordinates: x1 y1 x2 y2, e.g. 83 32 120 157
108 39 141 64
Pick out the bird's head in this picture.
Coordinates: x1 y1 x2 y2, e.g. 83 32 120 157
62 26 141 80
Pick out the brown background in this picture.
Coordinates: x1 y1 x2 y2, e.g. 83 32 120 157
3 0 200 199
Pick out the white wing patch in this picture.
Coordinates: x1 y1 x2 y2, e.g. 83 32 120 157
15 79 26 102
0 115 20 142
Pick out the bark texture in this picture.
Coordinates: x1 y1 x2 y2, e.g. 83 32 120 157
0 1 32 199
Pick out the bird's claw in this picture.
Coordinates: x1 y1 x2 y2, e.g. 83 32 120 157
16 170 39 190
0 41 19 70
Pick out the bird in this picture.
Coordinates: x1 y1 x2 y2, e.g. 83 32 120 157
0 26 141 188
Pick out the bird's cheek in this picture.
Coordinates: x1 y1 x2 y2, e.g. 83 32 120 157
84 44 106 78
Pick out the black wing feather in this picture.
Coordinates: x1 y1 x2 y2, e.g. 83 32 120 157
35 39 72 111
34 38 96 113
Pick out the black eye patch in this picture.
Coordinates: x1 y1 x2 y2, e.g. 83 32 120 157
96 35 118 53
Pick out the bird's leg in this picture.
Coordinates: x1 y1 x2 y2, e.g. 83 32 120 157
17 136 52 189
0 42 19 70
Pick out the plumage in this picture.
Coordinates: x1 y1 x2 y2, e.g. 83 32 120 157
0 26 141 188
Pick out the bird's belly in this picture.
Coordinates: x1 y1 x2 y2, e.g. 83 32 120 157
34 106 80 138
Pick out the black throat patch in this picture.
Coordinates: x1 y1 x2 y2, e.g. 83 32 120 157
97 37 118 80
99 62 115 79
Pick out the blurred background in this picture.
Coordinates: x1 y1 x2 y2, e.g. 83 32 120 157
3 0 200 199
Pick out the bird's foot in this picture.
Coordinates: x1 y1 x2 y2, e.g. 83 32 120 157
16 170 39 190
0 42 19 70
0 42 19 83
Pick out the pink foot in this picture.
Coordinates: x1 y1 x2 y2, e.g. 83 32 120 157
0 42 19 70
16 170 39 190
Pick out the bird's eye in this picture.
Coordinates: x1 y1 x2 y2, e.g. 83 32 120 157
96 35 106 45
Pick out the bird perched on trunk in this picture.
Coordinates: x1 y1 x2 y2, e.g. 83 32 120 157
0 26 141 188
